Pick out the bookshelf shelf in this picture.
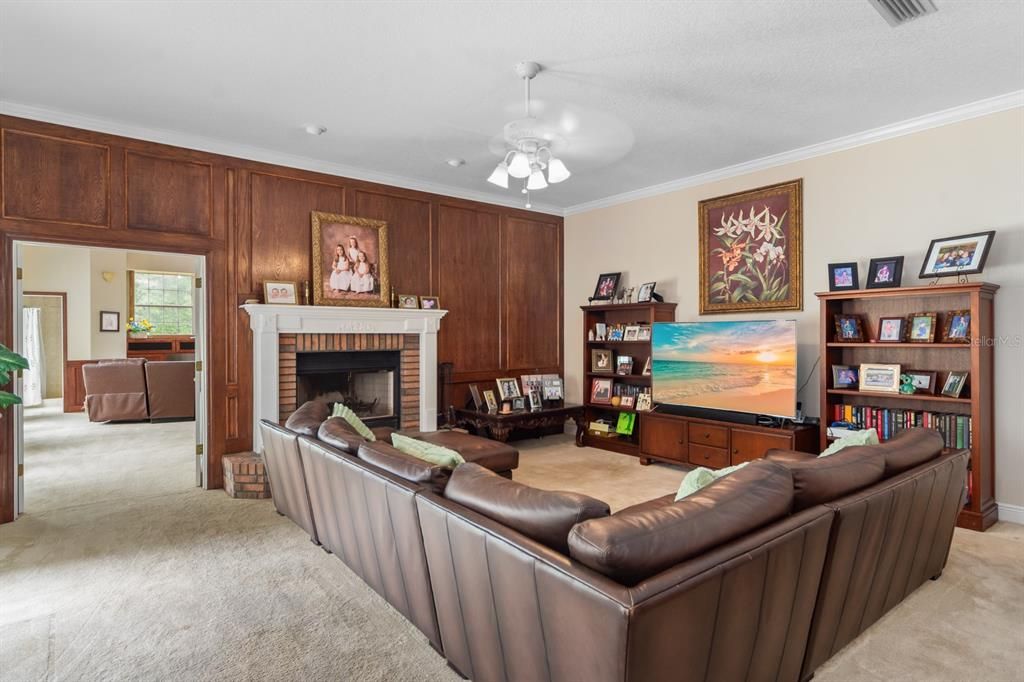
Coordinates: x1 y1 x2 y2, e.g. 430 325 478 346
581 301 676 456
818 282 998 531
825 389 972 405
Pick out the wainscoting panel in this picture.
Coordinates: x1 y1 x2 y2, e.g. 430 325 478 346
125 151 213 235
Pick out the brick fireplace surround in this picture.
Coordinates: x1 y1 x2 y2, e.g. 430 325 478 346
278 332 420 429
242 304 447 451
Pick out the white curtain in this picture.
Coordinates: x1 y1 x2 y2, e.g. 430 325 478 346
22 307 44 407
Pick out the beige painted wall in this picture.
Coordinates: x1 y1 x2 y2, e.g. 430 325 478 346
565 108 1024 509
90 250 128 359
22 244 91 360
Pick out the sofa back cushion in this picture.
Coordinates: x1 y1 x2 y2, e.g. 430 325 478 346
880 428 944 477
284 400 330 437
357 441 450 494
785 446 885 511
568 460 794 585
317 416 367 453
444 462 610 554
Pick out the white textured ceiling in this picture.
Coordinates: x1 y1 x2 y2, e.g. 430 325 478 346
1 1 1022 214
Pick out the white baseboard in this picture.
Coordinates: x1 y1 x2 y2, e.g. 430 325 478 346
996 503 1024 526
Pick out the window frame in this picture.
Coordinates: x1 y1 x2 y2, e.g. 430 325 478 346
127 269 196 338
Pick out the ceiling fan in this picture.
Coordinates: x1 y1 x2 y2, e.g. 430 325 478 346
486 61 571 208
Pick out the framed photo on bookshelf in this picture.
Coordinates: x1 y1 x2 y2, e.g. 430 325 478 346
642 356 652 376
637 325 652 341
941 310 971 343
908 312 938 343
919 231 995 278
877 317 907 343
615 356 634 376
591 273 621 301
859 363 901 393
834 314 865 342
865 256 904 289
623 325 641 341
619 395 636 408
941 371 969 398
827 262 859 291
635 392 653 411
590 377 614 404
904 370 938 395
591 348 614 373
637 282 657 302
832 364 859 389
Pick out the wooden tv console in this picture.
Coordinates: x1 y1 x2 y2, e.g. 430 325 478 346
639 411 819 468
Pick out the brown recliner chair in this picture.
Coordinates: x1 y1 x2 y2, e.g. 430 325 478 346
144 360 195 421
82 359 149 422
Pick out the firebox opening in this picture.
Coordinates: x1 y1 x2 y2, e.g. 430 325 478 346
295 350 400 427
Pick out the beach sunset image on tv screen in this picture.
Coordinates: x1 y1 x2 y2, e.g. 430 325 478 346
651 320 797 418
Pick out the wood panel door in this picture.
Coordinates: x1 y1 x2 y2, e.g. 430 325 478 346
730 428 794 465
436 204 501 374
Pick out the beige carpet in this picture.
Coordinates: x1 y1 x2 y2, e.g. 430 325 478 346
1 409 1021 681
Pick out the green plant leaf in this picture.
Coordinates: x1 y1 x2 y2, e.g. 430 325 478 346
0 392 21 408
0 344 29 370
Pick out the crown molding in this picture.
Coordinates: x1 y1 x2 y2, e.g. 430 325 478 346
564 90 1024 216
0 100 564 217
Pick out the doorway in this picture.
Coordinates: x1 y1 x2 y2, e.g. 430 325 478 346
10 242 208 519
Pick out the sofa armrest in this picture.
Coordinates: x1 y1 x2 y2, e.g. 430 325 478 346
764 448 819 464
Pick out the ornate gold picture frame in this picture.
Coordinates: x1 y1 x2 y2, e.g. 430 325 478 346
698 179 803 314
311 212 390 307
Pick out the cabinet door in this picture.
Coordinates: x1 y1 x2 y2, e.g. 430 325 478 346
730 428 793 465
640 415 688 463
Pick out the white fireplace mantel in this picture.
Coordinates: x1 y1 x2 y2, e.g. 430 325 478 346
241 304 447 450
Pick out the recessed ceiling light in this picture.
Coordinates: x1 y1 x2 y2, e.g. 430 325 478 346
305 125 327 136
446 158 466 168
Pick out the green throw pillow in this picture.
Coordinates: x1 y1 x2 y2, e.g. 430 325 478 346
674 461 750 501
820 429 879 457
391 433 465 470
331 403 375 441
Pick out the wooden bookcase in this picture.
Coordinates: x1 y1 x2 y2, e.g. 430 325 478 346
817 282 998 531
580 302 676 455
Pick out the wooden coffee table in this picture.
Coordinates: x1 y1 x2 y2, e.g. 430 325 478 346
448 404 586 445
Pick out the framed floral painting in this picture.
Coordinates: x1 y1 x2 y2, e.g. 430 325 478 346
698 179 803 314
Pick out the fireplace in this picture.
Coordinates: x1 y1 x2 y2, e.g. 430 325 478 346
296 350 400 427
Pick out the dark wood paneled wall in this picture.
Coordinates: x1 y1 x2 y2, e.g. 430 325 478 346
0 115 563 522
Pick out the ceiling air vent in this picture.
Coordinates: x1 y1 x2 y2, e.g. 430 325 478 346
868 0 938 27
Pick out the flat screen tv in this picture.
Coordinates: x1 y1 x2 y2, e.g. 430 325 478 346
651 320 797 420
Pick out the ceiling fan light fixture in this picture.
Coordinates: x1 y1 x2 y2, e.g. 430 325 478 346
547 157 571 183
486 163 509 188
527 166 548 190
507 151 532 178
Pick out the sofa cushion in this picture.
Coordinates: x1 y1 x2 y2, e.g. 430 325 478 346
444 462 610 554
675 462 749 501
819 428 879 457
881 428 944 477
356 441 450 495
391 433 465 469
409 430 519 473
568 460 794 585
285 400 330 437
784 446 886 511
317 417 395 454
331 402 375 440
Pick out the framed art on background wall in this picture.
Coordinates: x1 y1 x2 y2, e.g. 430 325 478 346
311 212 390 307
698 179 802 314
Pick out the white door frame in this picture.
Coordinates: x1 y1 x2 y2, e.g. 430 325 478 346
10 242 211 519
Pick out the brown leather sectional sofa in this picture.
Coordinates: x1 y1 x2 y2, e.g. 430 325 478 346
82 358 195 422
261 408 967 682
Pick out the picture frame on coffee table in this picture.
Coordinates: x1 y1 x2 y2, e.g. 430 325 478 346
483 390 499 413
468 384 484 411
496 377 521 401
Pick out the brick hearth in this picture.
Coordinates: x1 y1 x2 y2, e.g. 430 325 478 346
278 333 420 430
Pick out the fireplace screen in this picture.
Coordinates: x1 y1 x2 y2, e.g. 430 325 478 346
295 350 400 425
